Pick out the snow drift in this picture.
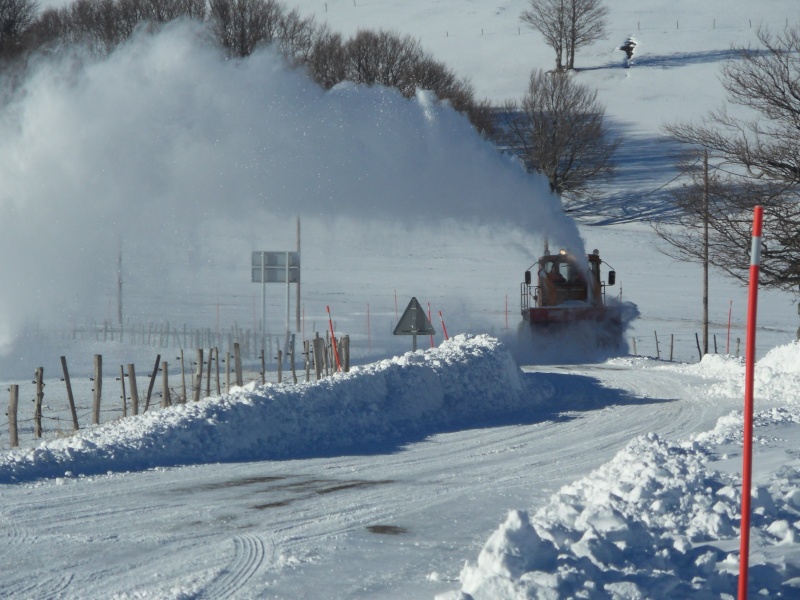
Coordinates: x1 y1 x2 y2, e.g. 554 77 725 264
0 334 546 483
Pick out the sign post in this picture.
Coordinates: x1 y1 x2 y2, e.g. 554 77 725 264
393 297 436 351
252 251 300 352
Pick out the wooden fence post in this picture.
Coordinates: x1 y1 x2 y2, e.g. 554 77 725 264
261 344 266 385
8 385 18 447
234 342 243 387
144 354 160 412
194 349 203 402
342 335 350 372
695 333 703 361
127 364 139 416
290 334 297 384
161 361 170 408
61 356 79 431
304 340 311 382
205 349 212 397
34 367 44 438
632 337 637 356
119 365 128 418
669 334 674 362
325 331 331 377
654 331 660 360
226 351 231 393
93 355 102 425
277 349 283 384
215 347 221 395
313 335 325 380
180 349 187 403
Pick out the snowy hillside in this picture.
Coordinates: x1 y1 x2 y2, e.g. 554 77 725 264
2 0 800 598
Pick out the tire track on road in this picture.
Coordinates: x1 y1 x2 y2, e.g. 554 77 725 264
198 533 270 599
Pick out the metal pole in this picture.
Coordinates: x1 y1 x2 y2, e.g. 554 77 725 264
296 217 301 332
117 251 123 336
285 251 290 335
261 251 266 352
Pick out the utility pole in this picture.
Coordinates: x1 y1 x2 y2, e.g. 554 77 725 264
117 250 123 341
702 149 709 355
296 216 301 332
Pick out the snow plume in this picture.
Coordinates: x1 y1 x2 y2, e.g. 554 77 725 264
0 334 546 482
0 20 579 354
503 299 640 365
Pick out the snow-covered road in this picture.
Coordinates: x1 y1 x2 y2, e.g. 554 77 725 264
2 342 781 599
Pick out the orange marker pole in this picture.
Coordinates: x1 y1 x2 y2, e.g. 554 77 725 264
439 310 449 341
327 305 341 373
738 205 763 600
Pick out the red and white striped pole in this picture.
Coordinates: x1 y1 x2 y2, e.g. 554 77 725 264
326 305 341 373
738 205 763 600
439 310 449 341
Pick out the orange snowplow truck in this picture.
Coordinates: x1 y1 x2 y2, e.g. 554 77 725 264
521 248 619 327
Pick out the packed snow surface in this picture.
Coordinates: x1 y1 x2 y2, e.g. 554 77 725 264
3 0 800 598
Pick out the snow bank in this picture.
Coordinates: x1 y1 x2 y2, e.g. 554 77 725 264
0 334 545 483
665 340 800 403
444 341 800 599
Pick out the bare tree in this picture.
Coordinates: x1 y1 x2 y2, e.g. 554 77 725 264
520 0 607 71
340 29 492 134
565 0 608 69
498 68 619 197
276 7 315 63
1 0 39 57
305 25 346 89
343 29 423 97
209 0 282 57
660 24 800 295
24 0 207 56
520 0 566 71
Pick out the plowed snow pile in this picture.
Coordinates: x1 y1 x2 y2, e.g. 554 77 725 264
444 341 800 599
0 334 544 483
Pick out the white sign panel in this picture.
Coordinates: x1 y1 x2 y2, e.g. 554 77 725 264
252 251 300 283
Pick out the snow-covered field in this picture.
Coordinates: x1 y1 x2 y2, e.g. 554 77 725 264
2 0 800 598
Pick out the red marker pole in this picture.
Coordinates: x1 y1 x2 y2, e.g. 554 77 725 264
738 205 763 600
439 310 449 341
326 305 341 373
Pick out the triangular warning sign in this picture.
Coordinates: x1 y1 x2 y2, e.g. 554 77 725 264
393 297 436 336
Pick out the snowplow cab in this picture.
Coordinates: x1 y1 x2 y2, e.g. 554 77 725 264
521 249 616 326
